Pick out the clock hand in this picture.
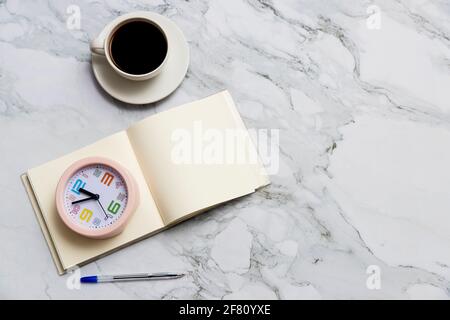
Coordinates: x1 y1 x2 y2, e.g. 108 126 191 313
79 188 110 219
77 188 107 218
96 198 111 220
72 196 97 205
79 188 98 198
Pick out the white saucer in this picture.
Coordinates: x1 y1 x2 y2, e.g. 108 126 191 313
91 12 189 105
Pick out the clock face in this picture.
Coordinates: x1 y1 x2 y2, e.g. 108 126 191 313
62 164 128 230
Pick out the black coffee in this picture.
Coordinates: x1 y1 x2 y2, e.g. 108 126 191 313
110 20 168 75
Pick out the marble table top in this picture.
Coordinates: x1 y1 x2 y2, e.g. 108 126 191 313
1 0 450 299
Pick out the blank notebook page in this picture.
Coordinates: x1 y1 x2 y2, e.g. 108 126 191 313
127 91 269 224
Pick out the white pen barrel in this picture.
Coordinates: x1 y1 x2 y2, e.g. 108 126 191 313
89 273 184 283
96 275 115 282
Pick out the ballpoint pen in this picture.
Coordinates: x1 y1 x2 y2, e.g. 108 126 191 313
80 272 185 283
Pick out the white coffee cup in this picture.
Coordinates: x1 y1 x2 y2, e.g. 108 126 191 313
90 13 169 81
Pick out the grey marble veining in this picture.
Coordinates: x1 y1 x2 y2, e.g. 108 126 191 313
1 0 450 299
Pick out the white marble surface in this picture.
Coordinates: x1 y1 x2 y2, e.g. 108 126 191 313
1 0 450 299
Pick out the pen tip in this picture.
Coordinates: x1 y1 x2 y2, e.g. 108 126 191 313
80 276 98 283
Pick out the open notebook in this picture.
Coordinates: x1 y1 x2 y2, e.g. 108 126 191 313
22 91 269 274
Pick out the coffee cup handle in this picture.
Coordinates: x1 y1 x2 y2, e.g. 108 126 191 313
90 37 105 55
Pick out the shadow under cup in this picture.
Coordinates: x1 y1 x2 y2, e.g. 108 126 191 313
109 20 168 76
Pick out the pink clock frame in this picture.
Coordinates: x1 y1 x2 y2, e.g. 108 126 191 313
55 157 139 239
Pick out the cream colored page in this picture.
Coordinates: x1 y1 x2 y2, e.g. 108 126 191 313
27 131 164 270
127 91 269 224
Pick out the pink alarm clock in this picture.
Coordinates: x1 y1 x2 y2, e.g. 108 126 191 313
55 157 139 239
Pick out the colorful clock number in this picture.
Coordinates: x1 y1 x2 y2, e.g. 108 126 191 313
101 172 114 186
80 208 93 223
107 201 121 214
116 192 126 202
115 181 124 189
71 179 86 195
92 217 101 227
71 204 80 215
93 168 102 178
